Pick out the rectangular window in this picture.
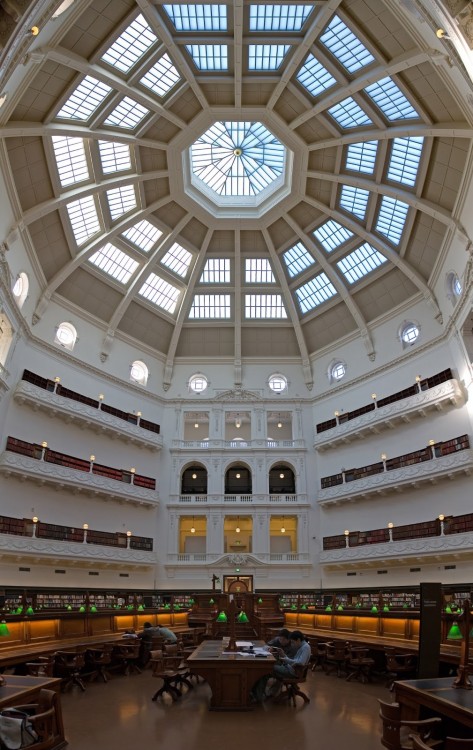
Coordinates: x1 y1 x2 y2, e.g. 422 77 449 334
245 294 287 318
189 294 231 318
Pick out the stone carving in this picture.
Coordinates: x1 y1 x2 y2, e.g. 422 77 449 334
214 388 261 402
228 553 247 565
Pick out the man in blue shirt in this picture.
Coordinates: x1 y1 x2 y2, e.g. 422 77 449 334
272 630 311 679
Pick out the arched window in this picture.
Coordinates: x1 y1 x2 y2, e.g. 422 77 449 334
399 321 419 348
268 373 287 393
446 271 462 305
12 272 29 309
189 373 208 393
181 466 208 495
54 321 77 351
130 360 148 386
328 359 346 384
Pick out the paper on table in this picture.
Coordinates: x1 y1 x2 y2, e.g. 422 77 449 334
236 641 253 648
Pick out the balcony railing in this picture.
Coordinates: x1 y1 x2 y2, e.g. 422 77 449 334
171 438 304 450
166 552 310 565
169 493 308 505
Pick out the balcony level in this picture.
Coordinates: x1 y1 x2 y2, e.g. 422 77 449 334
168 493 309 507
171 438 305 451
165 551 311 567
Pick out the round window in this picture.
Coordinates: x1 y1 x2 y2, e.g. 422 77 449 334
189 373 208 393
268 373 287 393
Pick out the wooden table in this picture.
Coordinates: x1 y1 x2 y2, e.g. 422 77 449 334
0 675 66 747
187 640 275 711
395 677 473 734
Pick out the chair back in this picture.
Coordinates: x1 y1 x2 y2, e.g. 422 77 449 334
378 699 403 750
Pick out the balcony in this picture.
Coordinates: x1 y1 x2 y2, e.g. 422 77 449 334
171 438 305 451
168 493 309 506
165 551 311 566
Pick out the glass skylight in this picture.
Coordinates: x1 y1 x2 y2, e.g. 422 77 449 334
106 185 137 220
104 97 149 129
364 77 419 120
56 76 111 121
320 15 374 73
191 121 285 196
88 243 138 283
100 14 157 73
245 259 275 283
283 242 315 277
186 45 228 70
201 258 231 283
140 54 181 98
295 273 337 313
375 197 409 245
328 97 372 129
249 5 313 32
66 196 101 245
245 294 287 318
122 220 163 252
337 243 386 284
296 54 337 97
161 242 192 277
189 294 231 318
248 45 290 70
98 141 131 174
164 4 227 31
387 137 424 186
314 219 353 252
52 136 89 187
139 272 180 313
339 185 369 219
345 141 378 174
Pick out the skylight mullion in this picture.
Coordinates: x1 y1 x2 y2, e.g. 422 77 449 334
295 273 337 313
189 294 231 318
320 15 374 73
328 97 372 129
283 242 315 277
337 243 386 284
387 137 423 186
66 196 101 246
98 141 131 174
249 5 313 32
101 14 157 73
104 97 150 129
52 136 89 187
345 141 378 174
56 76 112 122
139 272 180 313
245 294 287 319
122 220 163 252
164 4 227 31
88 242 139 284
375 197 409 245
139 54 181 98
364 77 419 121
314 219 354 252
161 242 192 278
296 54 337 98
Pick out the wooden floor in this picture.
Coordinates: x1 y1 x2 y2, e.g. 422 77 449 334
59 666 387 749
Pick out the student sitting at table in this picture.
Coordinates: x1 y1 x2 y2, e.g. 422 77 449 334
251 631 311 702
138 622 177 665
267 628 296 657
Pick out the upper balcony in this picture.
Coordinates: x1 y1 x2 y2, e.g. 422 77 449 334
0 437 158 507
171 438 305 451
14 371 162 451
165 551 311 568
168 493 309 507
314 369 465 452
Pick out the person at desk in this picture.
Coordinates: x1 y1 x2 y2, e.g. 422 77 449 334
138 622 177 665
252 631 311 702
267 628 296 657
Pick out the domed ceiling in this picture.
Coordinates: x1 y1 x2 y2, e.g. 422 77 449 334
1 1 472 388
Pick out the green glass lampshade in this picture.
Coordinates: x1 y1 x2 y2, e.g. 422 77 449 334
26 606 35 616
66 605 72 611
371 605 378 613
337 604 344 611
174 603 180 610
216 611 227 623
301 604 307 611
164 603 171 610
189 598 195 605
0 621 10 637
383 605 390 612
138 604 144 611
325 605 332 612
445 605 452 614
90 605 97 613
209 598 215 605
258 598 263 604
237 611 249 623
291 604 297 610
16 606 23 614
447 622 463 640
402 603 408 609
355 602 361 609
79 605 86 613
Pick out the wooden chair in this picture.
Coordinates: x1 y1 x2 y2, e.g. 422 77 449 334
112 642 142 675
54 650 86 692
163 642 193 690
324 641 349 677
26 655 55 677
378 699 443 750
85 644 113 682
150 649 183 703
385 649 417 690
9 688 64 750
346 646 375 683
413 736 473 750
276 662 310 706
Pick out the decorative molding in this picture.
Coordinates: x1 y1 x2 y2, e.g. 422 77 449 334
168 493 310 507
165 551 311 567
213 388 261 402
171 438 305 451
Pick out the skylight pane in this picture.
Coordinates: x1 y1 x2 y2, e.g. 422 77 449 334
320 15 374 73
101 14 157 73
56 76 111 121
249 45 290 70
139 272 180 313
339 185 369 219
164 4 227 31
140 54 181 97
314 219 353 252
52 136 89 187
98 141 131 174
296 54 337 97
66 196 101 245
189 294 231 318
104 97 149 129
245 294 287 318
328 97 372 128
345 141 378 174
283 242 315 277
106 185 137 220
375 197 409 245
295 273 337 313
245 258 275 283
201 258 231 283
387 137 424 186
249 5 313 32
122 220 163 252
161 242 192 277
88 243 138 283
364 77 419 120
337 242 386 284
186 45 228 70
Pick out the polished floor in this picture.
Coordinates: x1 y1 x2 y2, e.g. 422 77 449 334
60 666 386 749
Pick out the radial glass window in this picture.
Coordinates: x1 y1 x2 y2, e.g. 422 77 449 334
248 45 290 70
387 137 423 186
55 322 77 350
130 360 149 385
52 136 89 187
345 141 378 174
139 273 180 313
189 294 231 318
295 273 337 313
249 5 313 32
66 196 101 245
161 242 192 278
364 77 419 120
339 186 369 219
106 185 136 220
100 14 157 73
104 98 149 129
283 242 315 277
400 322 419 345
328 97 372 128
56 76 111 121
245 294 287 319
98 141 131 174
189 373 208 393
330 360 346 381
245 259 275 283
296 55 337 97
320 15 374 73
268 373 287 393
122 220 163 252
140 54 181 98
201 258 231 283
186 45 228 70
191 121 285 197
164 4 227 31
314 220 353 252
337 243 387 284
88 243 138 284
376 197 409 245
12 272 28 308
